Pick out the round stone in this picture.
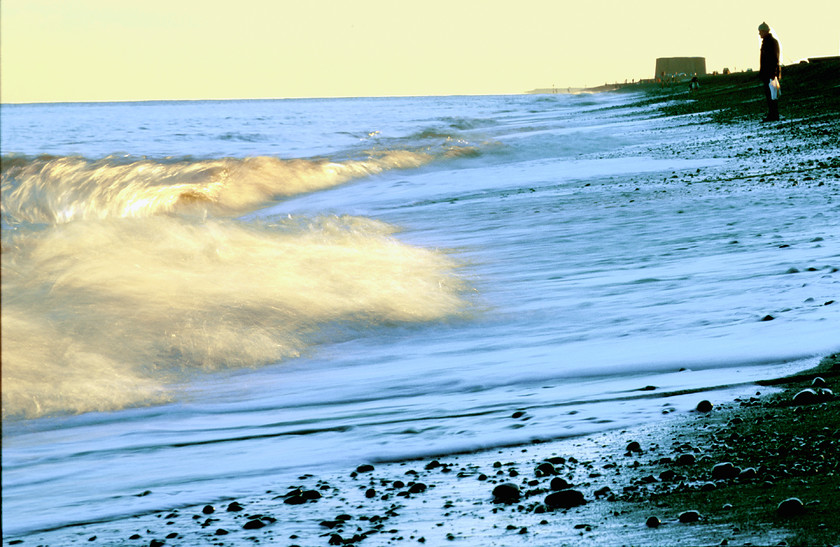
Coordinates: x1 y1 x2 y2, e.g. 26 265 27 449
645 516 661 528
792 389 819 405
284 495 306 505
777 497 805 517
676 453 696 465
492 483 521 504
544 489 585 509
711 462 739 480
678 510 701 523
701 481 717 492
659 469 677 481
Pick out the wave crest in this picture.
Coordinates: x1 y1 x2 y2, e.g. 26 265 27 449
1 151 432 225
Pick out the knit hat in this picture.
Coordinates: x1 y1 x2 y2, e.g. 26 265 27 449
758 22 770 31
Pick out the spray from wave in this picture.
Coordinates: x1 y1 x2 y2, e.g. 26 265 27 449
1 151 475 419
2 214 471 419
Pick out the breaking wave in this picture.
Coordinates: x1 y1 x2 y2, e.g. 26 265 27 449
1 214 471 419
1 151 433 224
1 149 474 419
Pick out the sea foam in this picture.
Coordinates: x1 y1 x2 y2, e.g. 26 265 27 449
1 214 470 418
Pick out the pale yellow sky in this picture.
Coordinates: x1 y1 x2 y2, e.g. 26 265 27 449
1 0 838 103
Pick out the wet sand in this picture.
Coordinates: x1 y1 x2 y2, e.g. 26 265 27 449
7 61 840 547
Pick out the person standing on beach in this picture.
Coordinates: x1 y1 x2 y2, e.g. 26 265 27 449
758 22 781 122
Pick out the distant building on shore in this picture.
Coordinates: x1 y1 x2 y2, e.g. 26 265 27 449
654 57 706 80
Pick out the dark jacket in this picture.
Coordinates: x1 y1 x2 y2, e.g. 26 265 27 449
760 33 781 83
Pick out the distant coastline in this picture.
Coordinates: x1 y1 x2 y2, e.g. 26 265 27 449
525 84 623 95
526 55 840 96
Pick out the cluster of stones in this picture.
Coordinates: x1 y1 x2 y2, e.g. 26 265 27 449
791 377 834 405
108 366 837 546
103 499 281 546
636 373 838 530
490 456 586 514
313 463 431 546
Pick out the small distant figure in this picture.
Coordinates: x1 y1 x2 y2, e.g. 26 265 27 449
758 22 781 122
689 75 700 92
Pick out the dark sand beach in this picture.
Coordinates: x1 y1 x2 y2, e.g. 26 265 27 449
7 61 839 547
642 59 840 125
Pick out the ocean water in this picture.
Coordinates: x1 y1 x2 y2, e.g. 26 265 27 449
2 93 839 538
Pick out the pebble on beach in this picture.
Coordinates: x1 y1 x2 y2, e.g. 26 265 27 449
675 453 696 465
544 489 586 510
492 483 521 504
711 462 740 480
696 400 713 413
793 388 820 405
678 510 701 523
776 497 806 517
243 519 266 530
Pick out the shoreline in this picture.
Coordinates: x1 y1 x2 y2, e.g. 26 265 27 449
6 63 840 547
13 353 838 546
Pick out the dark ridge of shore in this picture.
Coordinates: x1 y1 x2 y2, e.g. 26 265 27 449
620 352 840 547
624 58 840 124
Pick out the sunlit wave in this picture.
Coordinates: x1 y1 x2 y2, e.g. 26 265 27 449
1 214 471 419
0 151 434 224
